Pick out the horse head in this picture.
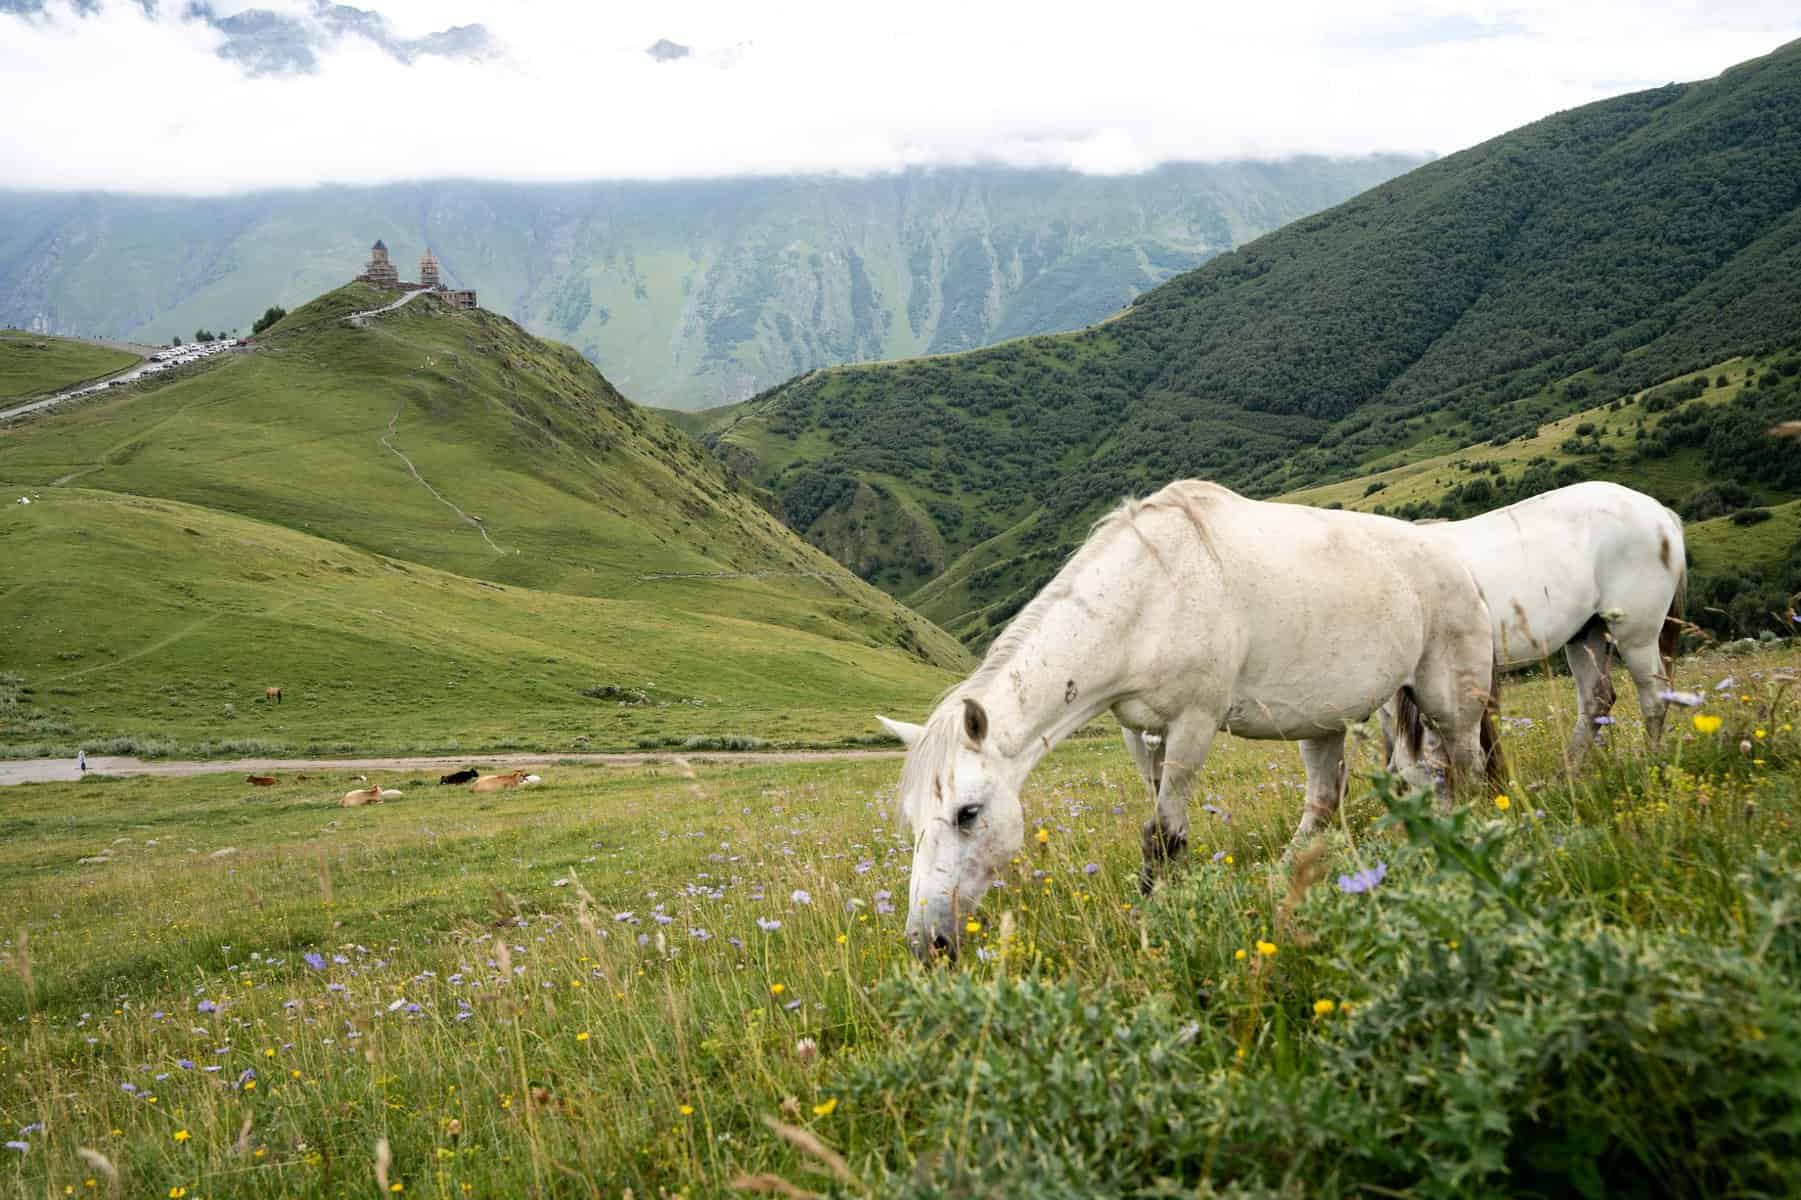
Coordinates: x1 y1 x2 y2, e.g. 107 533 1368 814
883 696 1027 964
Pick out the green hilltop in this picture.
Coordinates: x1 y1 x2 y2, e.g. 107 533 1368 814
0 285 967 754
700 38 1801 644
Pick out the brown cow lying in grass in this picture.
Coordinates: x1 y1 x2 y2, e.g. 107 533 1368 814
246 774 278 787
470 770 539 793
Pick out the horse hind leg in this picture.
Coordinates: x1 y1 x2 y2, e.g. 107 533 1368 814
1616 637 1671 749
1564 617 1616 766
1293 733 1347 843
1409 650 1490 808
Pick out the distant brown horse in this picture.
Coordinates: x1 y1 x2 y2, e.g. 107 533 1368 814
246 774 278 787
341 782 382 807
470 770 529 793
264 687 282 704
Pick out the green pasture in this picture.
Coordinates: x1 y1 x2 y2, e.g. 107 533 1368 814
0 333 137 403
1 648 1797 1196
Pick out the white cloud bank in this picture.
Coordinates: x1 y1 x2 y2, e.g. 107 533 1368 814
2 0 1798 193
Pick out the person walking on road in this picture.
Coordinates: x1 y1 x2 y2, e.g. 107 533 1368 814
77 749 87 776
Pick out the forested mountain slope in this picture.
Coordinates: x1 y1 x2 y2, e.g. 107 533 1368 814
705 38 1801 643
0 158 1417 409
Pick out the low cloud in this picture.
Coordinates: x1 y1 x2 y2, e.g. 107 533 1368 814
1 0 1797 193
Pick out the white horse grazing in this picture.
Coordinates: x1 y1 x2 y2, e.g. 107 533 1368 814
1384 481 1686 776
879 480 1498 962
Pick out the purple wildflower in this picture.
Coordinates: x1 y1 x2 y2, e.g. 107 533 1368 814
689 928 712 942
1083 862 1100 876
1337 861 1388 895
404 1003 422 1014
783 999 802 1011
790 889 812 906
1715 676 1737 692
1211 850 1226 863
1658 689 1703 707
756 917 782 932
727 936 744 949
4 1141 27 1154
120 1083 136 1094
150 1010 165 1021
303 952 325 971
177 1059 195 1070
1592 715 1614 726
18 1124 42 1136
854 859 873 874
653 912 673 926
196 999 217 1014
237 1069 256 1088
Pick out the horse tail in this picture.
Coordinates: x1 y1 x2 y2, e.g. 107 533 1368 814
1660 565 1687 673
1480 663 1508 796
1393 686 1426 766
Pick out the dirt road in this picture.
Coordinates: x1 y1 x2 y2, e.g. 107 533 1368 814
0 748 903 787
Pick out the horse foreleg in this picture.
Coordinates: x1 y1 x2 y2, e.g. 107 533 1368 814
1293 733 1348 842
1119 725 1166 799
1564 620 1616 767
1138 720 1216 896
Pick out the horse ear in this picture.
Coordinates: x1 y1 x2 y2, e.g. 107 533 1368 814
876 715 925 748
962 698 989 746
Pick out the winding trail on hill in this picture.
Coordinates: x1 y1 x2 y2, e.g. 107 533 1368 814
379 402 510 555
0 748 904 786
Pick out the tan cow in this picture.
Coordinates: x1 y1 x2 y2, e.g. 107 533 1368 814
470 770 530 793
341 783 383 807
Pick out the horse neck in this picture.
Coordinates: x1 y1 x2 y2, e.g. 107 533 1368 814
966 583 1132 771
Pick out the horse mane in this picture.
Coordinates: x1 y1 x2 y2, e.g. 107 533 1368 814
896 479 1233 830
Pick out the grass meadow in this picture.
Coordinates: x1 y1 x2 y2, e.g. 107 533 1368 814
2 649 1799 1198
0 334 136 405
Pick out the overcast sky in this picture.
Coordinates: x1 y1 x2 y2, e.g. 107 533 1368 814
3 0 1798 194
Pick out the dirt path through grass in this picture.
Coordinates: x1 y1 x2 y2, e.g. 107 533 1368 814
0 746 905 785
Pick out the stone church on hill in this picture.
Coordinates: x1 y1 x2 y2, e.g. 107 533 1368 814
354 239 476 310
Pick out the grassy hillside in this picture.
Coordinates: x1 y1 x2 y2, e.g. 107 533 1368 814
2 649 1797 1195
0 160 1421 410
0 287 967 753
0 329 135 401
0 488 956 754
706 38 1801 643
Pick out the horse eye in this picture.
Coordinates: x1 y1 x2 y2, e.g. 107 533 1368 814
955 804 983 831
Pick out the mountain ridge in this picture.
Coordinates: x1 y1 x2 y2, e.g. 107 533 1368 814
0 158 1421 409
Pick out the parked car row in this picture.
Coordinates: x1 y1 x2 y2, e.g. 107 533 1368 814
148 338 237 367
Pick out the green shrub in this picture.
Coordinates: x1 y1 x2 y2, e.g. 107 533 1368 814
838 778 1801 1198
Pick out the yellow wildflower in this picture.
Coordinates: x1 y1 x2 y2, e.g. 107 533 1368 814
1693 714 1723 734
1313 998 1336 1017
1234 948 1247 961
679 1104 694 1116
965 919 981 934
836 933 848 945
770 983 785 996
1755 729 1767 740
1256 940 1277 957
1035 828 1050 845
576 1031 590 1042
1493 794 1511 811
1224 854 1235 865
812 1097 839 1117
169 1190 188 1199
173 1129 190 1143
